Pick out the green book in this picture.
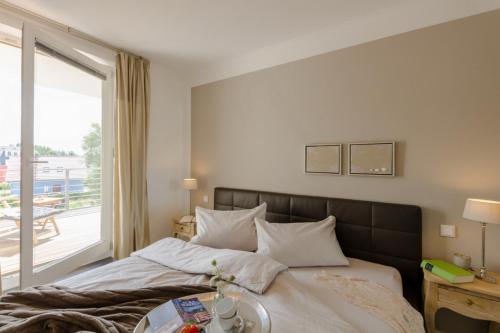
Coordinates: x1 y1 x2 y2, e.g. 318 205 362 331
421 259 474 283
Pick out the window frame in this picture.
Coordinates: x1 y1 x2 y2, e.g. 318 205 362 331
19 22 115 288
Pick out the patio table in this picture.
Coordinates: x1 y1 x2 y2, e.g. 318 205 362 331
0 206 61 244
33 197 63 208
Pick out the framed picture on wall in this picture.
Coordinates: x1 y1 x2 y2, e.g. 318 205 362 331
305 144 342 175
348 142 395 176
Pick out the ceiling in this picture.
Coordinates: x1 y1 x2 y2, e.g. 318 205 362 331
7 0 402 65
5 0 500 85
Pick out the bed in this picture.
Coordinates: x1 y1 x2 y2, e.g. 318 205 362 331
210 187 423 310
57 254 413 332
2 187 424 332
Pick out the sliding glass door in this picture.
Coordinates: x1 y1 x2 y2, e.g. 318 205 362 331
1 19 113 290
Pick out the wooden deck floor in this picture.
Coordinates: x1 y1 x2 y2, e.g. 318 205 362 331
0 208 100 277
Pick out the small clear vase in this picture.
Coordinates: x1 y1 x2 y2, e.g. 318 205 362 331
211 285 225 315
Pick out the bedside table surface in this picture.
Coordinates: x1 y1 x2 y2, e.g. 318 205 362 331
173 217 196 223
423 268 500 333
423 269 500 298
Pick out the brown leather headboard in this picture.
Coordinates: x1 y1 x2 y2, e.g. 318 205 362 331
214 187 422 310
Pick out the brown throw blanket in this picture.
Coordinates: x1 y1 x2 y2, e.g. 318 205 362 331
0 284 215 333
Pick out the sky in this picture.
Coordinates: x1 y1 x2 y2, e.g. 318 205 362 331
0 41 102 156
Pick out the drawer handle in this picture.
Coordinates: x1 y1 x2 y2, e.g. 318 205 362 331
466 298 473 306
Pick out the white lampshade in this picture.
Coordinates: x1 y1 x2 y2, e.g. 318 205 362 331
463 198 500 224
183 178 198 190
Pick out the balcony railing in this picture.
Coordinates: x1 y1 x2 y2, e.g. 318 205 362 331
0 166 102 210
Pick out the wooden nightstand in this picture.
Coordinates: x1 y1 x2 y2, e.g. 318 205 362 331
423 269 500 333
173 217 196 240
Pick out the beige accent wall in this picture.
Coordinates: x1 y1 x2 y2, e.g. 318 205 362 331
192 9 500 278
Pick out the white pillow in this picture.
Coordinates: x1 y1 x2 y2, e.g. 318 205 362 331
255 216 349 267
191 203 266 251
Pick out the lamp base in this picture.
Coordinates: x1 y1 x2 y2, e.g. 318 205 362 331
476 267 497 284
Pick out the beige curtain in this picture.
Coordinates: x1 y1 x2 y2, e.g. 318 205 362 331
114 52 150 259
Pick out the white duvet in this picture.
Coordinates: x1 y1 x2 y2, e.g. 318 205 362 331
130 237 287 294
58 238 424 333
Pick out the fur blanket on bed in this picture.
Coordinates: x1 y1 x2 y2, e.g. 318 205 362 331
0 284 215 333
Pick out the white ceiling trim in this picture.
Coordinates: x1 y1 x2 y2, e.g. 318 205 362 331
189 0 500 87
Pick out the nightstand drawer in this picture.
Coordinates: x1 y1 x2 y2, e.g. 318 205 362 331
438 286 500 321
175 223 195 235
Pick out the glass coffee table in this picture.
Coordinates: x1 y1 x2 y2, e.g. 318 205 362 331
134 291 271 333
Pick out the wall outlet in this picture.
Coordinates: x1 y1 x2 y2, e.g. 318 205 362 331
203 195 209 203
440 224 456 238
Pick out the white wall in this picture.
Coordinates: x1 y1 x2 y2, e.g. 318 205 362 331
148 61 190 242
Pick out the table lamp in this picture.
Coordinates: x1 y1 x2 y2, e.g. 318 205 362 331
183 178 198 215
462 198 500 283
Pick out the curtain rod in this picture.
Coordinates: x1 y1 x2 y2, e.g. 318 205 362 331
0 0 144 59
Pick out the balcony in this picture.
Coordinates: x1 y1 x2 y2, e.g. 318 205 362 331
0 164 102 290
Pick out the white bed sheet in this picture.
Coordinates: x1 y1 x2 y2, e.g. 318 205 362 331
58 256 403 332
287 258 403 333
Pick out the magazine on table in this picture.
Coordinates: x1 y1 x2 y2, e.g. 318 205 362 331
147 297 211 333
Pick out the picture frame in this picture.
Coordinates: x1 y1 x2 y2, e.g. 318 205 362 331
348 141 395 176
305 144 342 175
